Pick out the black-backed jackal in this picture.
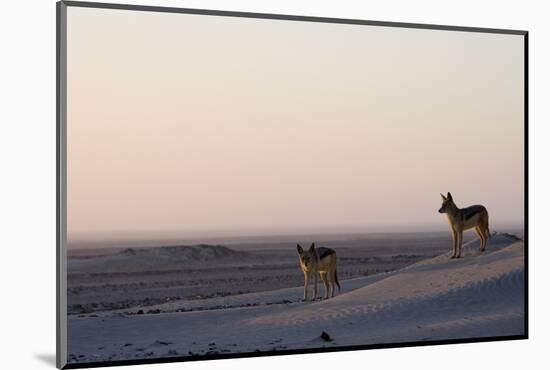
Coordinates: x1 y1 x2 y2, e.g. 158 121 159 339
438 192 490 259
297 243 340 301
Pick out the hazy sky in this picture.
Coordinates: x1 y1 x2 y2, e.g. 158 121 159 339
67 7 524 241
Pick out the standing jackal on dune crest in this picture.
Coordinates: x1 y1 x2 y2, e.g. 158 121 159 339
297 243 340 301
438 192 490 259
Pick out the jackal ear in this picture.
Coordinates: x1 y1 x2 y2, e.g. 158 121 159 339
447 192 453 201
297 244 303 254
440 193 447 201
309 243 315 252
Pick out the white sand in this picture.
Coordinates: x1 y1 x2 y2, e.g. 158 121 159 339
67 234 524 364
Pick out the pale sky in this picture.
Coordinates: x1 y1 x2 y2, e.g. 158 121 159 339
66 7 524 241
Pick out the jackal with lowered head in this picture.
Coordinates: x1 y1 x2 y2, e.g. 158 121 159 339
438 192 490 259
297 243 340 301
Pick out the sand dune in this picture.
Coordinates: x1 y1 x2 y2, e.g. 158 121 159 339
67 238 433 314
68 244 254 273
67 233 524 364
244 234 524 347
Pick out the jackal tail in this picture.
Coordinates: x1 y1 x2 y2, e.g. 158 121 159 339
335 268 341 291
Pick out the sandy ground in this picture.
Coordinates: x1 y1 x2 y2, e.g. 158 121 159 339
67 232 455 315
66 232 524 364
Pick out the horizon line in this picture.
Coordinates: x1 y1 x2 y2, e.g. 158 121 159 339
68 222 525 243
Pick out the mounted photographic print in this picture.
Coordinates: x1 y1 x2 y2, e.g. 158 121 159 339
56 1 528 368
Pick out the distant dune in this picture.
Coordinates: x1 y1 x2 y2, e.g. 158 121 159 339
68 244 253 273
117 244 249 260
67 233 525 364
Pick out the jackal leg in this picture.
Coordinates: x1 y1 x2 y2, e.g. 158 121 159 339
320 272 329 299
456 231 463 258
330 269 336 297
451 229 458 258
313 273 318 301
303 273 309 301
475 226 486 251
481 216 490 251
